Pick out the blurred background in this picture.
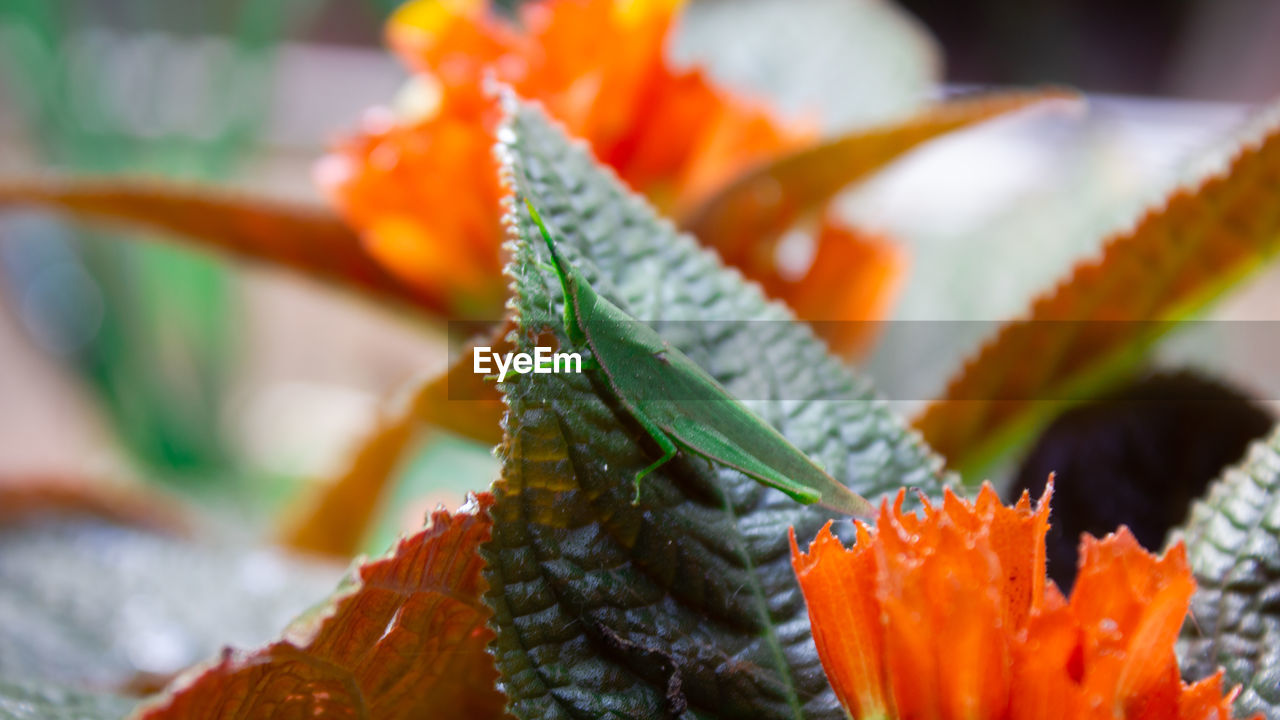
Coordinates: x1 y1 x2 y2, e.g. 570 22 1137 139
3 0 1280 534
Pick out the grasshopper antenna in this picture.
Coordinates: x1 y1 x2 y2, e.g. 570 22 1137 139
524 198 572 288
523 197 586 345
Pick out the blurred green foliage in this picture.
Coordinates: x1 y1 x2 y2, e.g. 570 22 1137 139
0 1 332 490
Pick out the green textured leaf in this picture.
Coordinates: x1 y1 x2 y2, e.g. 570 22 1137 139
1177 427 1280 719
482 99 952 720
0 679 134 720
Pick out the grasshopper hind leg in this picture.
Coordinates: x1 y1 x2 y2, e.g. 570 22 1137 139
627 404 679 505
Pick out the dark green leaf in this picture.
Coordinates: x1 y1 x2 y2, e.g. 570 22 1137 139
482 99 952 720
1178 427 1280 719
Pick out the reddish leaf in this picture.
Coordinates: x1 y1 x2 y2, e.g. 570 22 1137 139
0 475 189 535
0 178 448 314
135 493 506 720
679 88 1077 256
914 106 1280 476
678 89 1075 354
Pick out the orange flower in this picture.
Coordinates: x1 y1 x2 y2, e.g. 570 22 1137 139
388 0 807 212
318 0 901 336
790 481 1254 720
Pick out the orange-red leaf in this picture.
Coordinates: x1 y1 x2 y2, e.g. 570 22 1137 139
914 104 1280 476
0 178 452 314
278 322 508 558
679 88 1077 254
135 493 506 720
679 89 1075 355
0 475 189 535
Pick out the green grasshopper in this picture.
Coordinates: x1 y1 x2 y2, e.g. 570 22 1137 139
521 199 873 517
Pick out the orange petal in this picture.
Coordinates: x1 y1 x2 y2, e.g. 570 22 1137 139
762 218 907 359
320 100 507 316
1071 530 1197 717
1012 601 1084 720
1178 672 1259 720
388 0 518 83
793 479 1251 720
791 523 890 720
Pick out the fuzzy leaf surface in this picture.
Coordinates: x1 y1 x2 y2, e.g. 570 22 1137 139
915 104 1280 477
1178 427 1280 719
483 101 950 720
